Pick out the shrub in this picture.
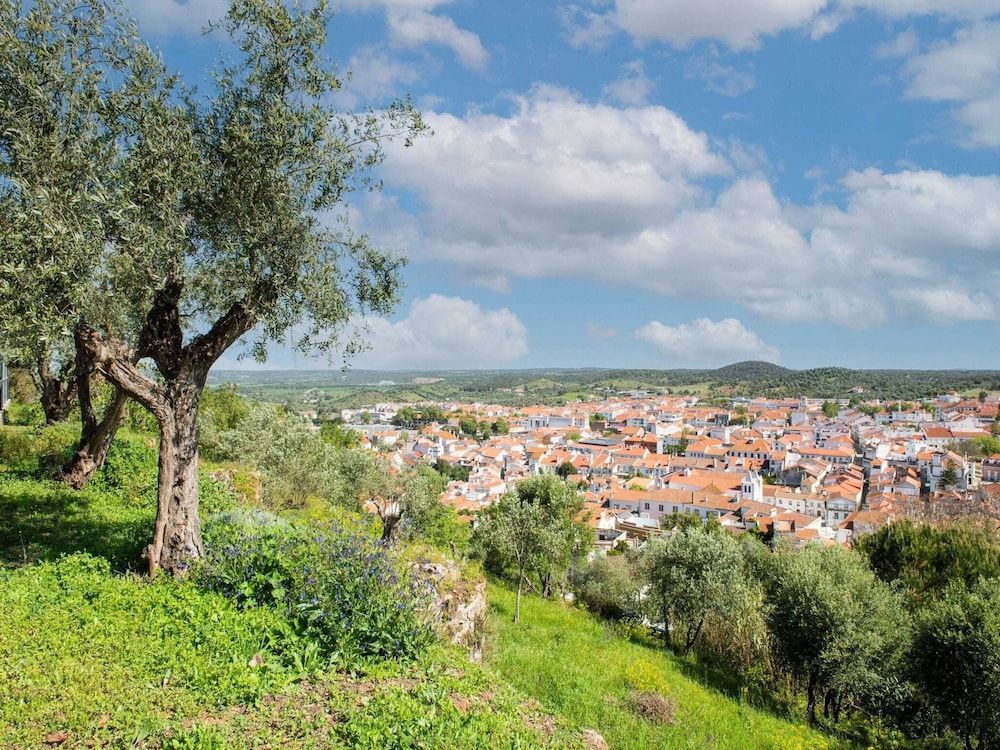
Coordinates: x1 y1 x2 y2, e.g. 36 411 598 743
0 423 77 476
628 691 676 725
92 432 159 501
6 400 45 426
572 554 643 622
198 512 434 663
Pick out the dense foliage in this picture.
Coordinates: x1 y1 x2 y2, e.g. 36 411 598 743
198 512 433 662
856 519 1000 599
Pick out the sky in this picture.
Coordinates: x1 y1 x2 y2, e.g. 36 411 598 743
129 0 1000 371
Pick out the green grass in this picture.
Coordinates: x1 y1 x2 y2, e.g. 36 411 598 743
486 585 850 750
0 553 581 749
0 477 152 570
0 434 584 750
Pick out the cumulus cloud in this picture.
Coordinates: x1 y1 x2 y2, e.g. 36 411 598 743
386 10 487 68
635 318 780 366
567 0 1000 51
340 0 487 69
371 88 1000 326
353 295 528 369
900 21 1000 147
890 288 999 322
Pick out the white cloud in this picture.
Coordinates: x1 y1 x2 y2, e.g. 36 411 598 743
354 295 528 369
386 10 487 68
341 46 419 105
901 21 1000 147
587 323 619 339
560 5 619 49
574 0 1000 50
371 88 1000 327
635 318 780 366
890 288 998 322
124 0 227 36
602 60 654 105
613 0 827 50
340 0 487 69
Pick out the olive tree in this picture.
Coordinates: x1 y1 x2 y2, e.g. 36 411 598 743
642 526 747 655
1 0 424 573
474 475 590 622
0 0 135 475
912 580 1000 750
759 544 907 725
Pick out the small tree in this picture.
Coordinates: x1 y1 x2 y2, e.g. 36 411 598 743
939 464 959 490
642 527 746 655
459 416 478 437
473 474 589 622
572 554 643 621
822 401 839 418
556 460 576 478
912 580 1000 749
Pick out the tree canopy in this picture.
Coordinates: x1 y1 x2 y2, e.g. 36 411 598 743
0 0 425 573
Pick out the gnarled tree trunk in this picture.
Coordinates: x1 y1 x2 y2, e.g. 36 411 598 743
61 388 128 488
60 327 128 488
79 282 252 576
147 382 204 576
33 355 77 425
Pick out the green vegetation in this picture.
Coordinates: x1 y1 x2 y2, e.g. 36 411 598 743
0 551 580 750
856 519 1000 599
473 475 589 622
487 585 843 750
208 362 1000 412
0 423 579 749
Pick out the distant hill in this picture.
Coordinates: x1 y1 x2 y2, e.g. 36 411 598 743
210 361 1000 410
710 360 792 381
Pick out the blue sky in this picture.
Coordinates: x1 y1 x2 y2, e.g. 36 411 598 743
132 0 1000 371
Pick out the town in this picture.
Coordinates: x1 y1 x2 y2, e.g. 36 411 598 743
328 391 1000 550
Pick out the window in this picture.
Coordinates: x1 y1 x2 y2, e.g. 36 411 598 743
644 502 650 510
659 504 664 512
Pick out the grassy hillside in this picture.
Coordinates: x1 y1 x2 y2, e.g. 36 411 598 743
1 423 854 749
0 428 582 749
487 586 850 750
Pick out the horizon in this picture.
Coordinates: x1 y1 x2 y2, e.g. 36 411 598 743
209 359 1000 375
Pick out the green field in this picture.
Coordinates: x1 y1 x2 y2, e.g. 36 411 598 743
487 586 848 750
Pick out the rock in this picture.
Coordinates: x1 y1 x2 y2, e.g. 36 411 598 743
44 730 69 746
410 557 487 661
580 729 608 750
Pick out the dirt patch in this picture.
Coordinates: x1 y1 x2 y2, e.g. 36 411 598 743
628 691 676 725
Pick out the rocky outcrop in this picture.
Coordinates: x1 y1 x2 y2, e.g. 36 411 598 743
411 558 488 661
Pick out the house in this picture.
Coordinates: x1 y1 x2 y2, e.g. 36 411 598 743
983 455 1000 484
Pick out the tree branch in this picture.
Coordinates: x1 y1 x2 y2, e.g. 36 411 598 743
79 324 168 422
